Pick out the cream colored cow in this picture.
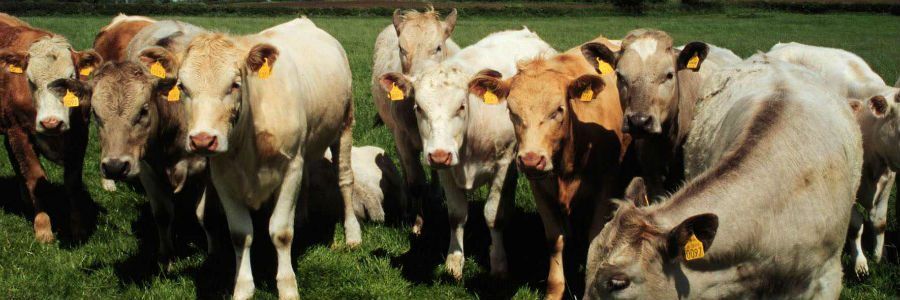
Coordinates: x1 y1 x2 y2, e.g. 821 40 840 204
177 18 356 299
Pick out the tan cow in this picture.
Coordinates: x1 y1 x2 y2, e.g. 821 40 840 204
93 14 156 63
469 36 627 298
371 8 460 234
178 18 356 299
584 55 862 299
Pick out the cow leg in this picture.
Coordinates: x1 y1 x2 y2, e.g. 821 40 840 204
485 162 514 278
138 162 175 264
217 186 255 300
269 155 304 300
5 129 54 242
101 178 117 192
395 133 427 235
531 180 566 300
332 109 361 246
869 171 893 262
63 119 89 240
440 169 467 280
589 175 617 240
848 208 868 277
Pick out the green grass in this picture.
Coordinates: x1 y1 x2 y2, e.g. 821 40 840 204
1 12 898 299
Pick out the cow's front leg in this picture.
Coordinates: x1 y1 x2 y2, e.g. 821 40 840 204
532 180 566 300
869 170 893 262
484 163 514 278
848 208 868 277
5 129 53 242
216 182 255 300
64 118 89 240
332 114 361 246
395 130 427 235
440 169 468 280
269 155 304 300
138 162 176 263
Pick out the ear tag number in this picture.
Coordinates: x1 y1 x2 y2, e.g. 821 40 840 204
63 90 80 108
684 234 705 261
258 58 272 79
580 86 594 102
483 90 499 104
8 65 23 74
596 57 614 75
150 61 167 79
167 85 181 102
686 54 700 70
79 66 94 76
389 83 405 101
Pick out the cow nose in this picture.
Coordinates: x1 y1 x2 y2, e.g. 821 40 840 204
39 117 64 132
190 132 219 152
101 159 130 179
428 149 452 167
518 152 547 171
627 114 652 130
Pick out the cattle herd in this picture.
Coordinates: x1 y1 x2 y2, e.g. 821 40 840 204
0 8 897 300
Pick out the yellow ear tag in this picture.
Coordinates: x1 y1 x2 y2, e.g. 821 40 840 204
579 86 594 102
167 85 181 102
686 53 700 70
63 90 80 108
388 83 404 101
258 58 272 79
483 90 499 104
683 234 705 261
8 65 23 74
79 66 94 76
149 61 166 79
596 57 614 75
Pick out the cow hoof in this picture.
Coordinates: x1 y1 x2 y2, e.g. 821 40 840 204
233 280 255 300
344 218 362 247
101 179 117 192
34 229 55 243
446 252 464 280
368 207 385 223
34 213 54 243
854 255 869 278
411 216 424 236
277 279 299 300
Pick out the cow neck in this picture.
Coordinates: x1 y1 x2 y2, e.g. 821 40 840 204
146 97 190 166
672 69 702 146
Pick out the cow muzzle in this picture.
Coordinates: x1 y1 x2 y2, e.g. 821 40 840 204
427 149 454 168
518 151 549 179
623 113 656 135
100 156 135 180
37 117 67 135
189 132 220 155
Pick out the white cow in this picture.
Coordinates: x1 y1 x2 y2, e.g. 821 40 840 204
378 28 555 279
676 43 742 82
177 18 357 299
767 42 900 277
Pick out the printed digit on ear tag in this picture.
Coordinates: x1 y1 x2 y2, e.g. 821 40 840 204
579 86 594 102
150 61 166 79
388 83 404 101
258 58 272 79
8 65 23 74
596 57 614 75
79 67 94 76
684 234 705 261
686 53 700 70
167 85 181 102
483 90 499 104
63 90 80 108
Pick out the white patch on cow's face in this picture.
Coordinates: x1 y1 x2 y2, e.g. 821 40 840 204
179 41 243 155
27 37 77 134
412 65 469 167
629 38 658 62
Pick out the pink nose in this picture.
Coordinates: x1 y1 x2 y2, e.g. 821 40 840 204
40 117 62 130
190 132 218 152
518 152 546 171
428 149 452 167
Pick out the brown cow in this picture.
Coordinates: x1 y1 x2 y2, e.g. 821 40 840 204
93 14 156 64
469 36 627 299
0 16 102 242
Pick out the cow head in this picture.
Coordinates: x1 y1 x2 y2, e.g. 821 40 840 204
584 178 719 299
0 36 101 135
379 64 471 168
392 8 457 74
90 47 181 181
179 34 276 156
861 91 900 171
595 29 707 136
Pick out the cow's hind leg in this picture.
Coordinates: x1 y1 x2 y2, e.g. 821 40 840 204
218 186 255 300
5 129 53 242
332 103 361 246
848 208 868 277
440 169 467 280
869 171 893 263
269 155 304 300
485 163 514 278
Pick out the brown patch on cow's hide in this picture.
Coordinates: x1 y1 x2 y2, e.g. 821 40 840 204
92 19 153 63
874 221 887 233
256 130 280 158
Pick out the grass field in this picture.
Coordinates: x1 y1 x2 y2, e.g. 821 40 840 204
1 11 899 299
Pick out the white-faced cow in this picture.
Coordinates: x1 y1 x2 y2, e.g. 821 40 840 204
584 55 862 299
0 15 102 242
767 42 900 277
371 8 460 234
379 28 553 279
178 18 356 299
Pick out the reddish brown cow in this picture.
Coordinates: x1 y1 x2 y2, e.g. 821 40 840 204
0 17 101 242
469 37 627 299
93 14 155 63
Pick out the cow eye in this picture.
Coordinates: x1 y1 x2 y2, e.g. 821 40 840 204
549 106 564 120
399 47 407 56
665 72 674 81
414 104 423 115
607 274 631 291
458 104 465 112
436 46 442 53
92 110 103 127
231 82 241 93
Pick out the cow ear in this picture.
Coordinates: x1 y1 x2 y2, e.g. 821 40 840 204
139 46 177 79
666 213 718 261
0 50 29 74
378 72 413 101
567 74 605 103
392 9 404 34
443 9 458 38
624 177 649 207
246 43 278 79
581 42 617 76
869 95 889 118
74 49 103 80
676 42 709 72
153 78 179 101
467 69 509 105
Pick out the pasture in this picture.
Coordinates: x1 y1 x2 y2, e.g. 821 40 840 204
1 11 899 299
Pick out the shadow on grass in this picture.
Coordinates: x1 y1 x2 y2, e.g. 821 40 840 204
0 176 103 247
